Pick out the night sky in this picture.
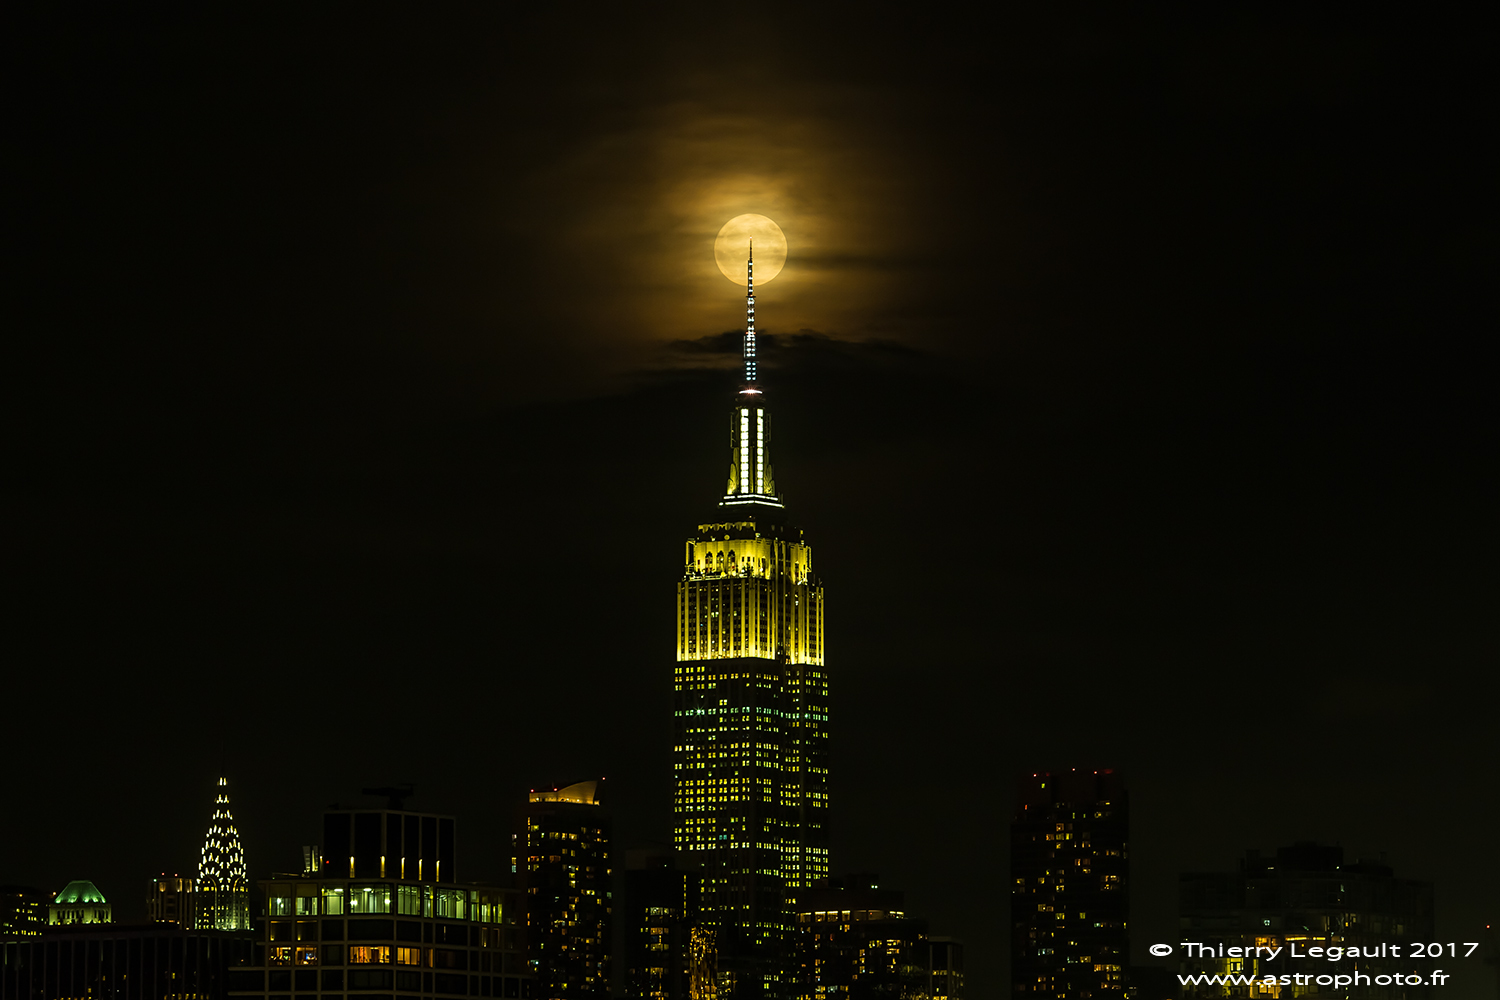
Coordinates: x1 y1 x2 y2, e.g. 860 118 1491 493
5 9 1495 999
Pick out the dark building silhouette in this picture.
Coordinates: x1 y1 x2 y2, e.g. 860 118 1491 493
1179 843 1435 1000
225 801 530 1000
673 244 829 1000
1124 965 1178 1000
148 874 195 927
514 781 611 1000
791 875 934 1000
1011 770 1129 1000
927 937 964 1000
321 802 456 882
620 850 703 1000
1482 924 1499 1000
1 923 254 1000
0 887 50 941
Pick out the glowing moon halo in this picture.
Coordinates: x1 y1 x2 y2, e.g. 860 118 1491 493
714 214 787 285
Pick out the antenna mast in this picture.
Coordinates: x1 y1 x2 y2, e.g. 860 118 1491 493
744 240 757 383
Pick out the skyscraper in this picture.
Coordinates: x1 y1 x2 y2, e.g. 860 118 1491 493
196 777 250 931
1011 770 1129 1000
673 244 829 999
514 781 612 1000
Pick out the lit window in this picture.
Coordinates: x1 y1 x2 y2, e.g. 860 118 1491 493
396 885 423 916
433 888 466 920
348 884 391 914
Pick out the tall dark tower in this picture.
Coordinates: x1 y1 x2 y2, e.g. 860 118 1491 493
1011 770 1129 1000
514 781 613 1000
673 243 829 1000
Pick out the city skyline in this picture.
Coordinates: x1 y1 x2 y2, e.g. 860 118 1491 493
6 9 1495 1000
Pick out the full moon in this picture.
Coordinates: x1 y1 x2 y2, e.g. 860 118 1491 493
714 214 787 285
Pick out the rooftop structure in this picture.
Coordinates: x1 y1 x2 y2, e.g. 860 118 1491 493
197 778 250 931
47 881 111 926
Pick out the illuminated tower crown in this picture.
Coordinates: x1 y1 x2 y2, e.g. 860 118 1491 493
724 241 780 507
672 243 828 997
195 777 250 931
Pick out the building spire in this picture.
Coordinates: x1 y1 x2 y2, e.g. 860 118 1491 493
744 240 757 383
196 775 249 930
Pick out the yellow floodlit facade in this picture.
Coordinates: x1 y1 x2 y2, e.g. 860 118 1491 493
676 520 823 664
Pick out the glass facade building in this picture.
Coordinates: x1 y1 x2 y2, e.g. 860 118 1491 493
0 887 50 941
226 807 530 1000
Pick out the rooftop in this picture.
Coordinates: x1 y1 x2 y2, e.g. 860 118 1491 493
53 880 107 905
529 780 601 805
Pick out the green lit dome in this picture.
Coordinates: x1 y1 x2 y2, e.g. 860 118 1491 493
54 880 107 904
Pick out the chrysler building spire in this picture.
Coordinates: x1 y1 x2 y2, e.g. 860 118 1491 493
195 776 250 930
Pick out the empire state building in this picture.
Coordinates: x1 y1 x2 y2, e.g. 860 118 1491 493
673 244 828 997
